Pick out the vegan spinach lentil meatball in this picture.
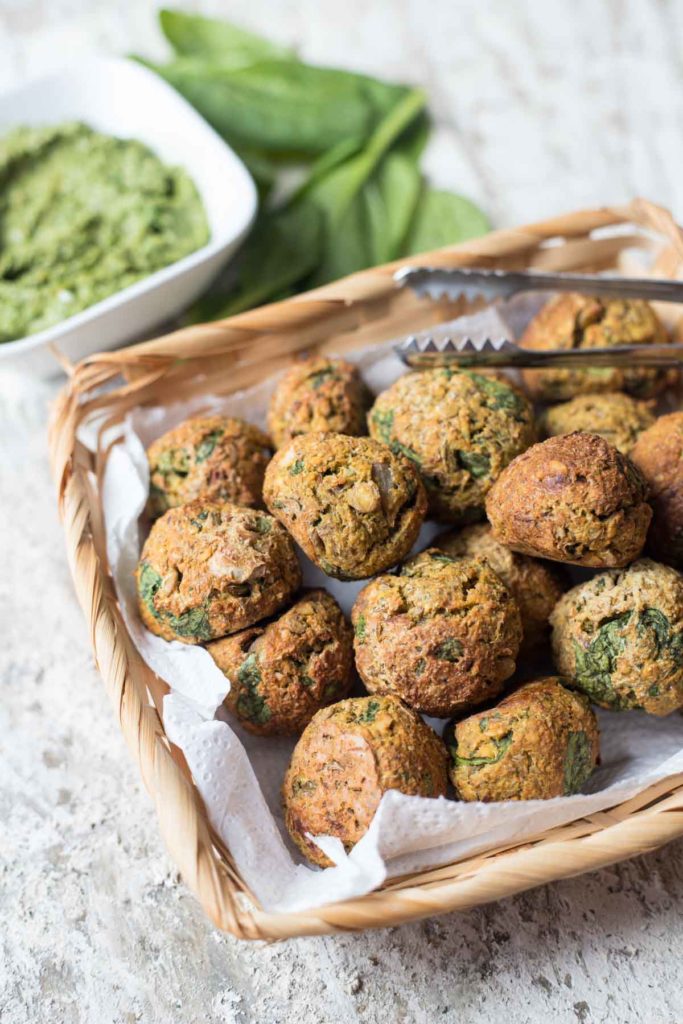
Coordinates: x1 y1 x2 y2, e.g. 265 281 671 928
367 369 535 522
436 523 565 654
146 415 271 518
136 501 301 644
207 589 353 736
283 695 448 867
631 412 683 568
263 432 427 580
267 355 371 449
519 293 671 401
486 433 651 568
445 678 599 802
551 559 683 716
352 549 522 717
541 392 655 455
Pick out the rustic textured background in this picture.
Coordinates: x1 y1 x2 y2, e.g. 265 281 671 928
2 2 683 1022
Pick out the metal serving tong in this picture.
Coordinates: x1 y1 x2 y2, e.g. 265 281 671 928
393 266 683 369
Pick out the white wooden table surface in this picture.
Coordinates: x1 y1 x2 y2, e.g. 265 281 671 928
2 2 683 1022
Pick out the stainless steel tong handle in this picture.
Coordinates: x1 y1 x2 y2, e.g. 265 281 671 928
395 266 683 305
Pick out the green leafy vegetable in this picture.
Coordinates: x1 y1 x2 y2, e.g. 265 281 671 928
138 562 163 619
353 698 381 724
454 733 513 769
469 373 526 417
435 638 464 662
235 653 271 724
371 408 394 444
457 449 491 478
195 429 224 462
166 604 213 641
404 188 491 255
289 459 305 476
159 8 290 64
354 615 367 642
563 730 593 795
573 612 632 706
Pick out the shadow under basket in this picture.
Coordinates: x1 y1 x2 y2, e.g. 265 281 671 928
49 198 683 940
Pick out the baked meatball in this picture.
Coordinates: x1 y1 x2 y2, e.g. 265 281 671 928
263 432 427 580
436 523 565 654
352 549 522 717
551 559 683 715
486 433 651 568
208 590 353 735
146 415 271 518
367 369 535 523
267 355 371 448
631 412 683 567
445 678 599 801
283 695 448 867
541 392 655 455
519 293 671 401
136 501 301 644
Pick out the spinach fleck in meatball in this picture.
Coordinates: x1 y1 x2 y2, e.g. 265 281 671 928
136 501 301 644
631 412 683 568
486 433 651 568
208 590 353 735
551 559 683 715
519 293 672 401
263 432 427 580
541 392 655 455
436 523 565 654
368 369 535 523
352 549 522 717
445 678 599 801
146 415 271 518
283 695 448 867
267 355 371 448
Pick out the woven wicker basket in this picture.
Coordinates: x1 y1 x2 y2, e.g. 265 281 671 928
49 198 683 940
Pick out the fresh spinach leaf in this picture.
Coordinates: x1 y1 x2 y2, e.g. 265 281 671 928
159 8 290 64
403 187 490 255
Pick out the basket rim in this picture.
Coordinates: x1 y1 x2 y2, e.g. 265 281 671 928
48 197 683 940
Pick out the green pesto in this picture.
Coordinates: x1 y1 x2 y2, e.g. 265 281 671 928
0 121 209 343
235 653 271 724
194 428 224 463
563 730 593 795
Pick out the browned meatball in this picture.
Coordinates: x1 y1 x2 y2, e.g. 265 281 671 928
267 355 371 448
136 501 301 644
368 369 536 522
541 392 655 455
208 590 353 735
146 415 271 518
263 432 427 580
283 695 448 867
351 549 522 717
436 523 565 653
445 678 599 801
630 412 683 568
519 293 672 401
486 433 651 568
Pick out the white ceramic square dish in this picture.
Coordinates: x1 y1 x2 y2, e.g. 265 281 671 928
0 56 257 377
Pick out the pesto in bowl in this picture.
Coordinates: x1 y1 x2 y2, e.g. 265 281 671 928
0 120 209 342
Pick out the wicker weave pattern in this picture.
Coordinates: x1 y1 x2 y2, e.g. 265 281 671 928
48 199 683 939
